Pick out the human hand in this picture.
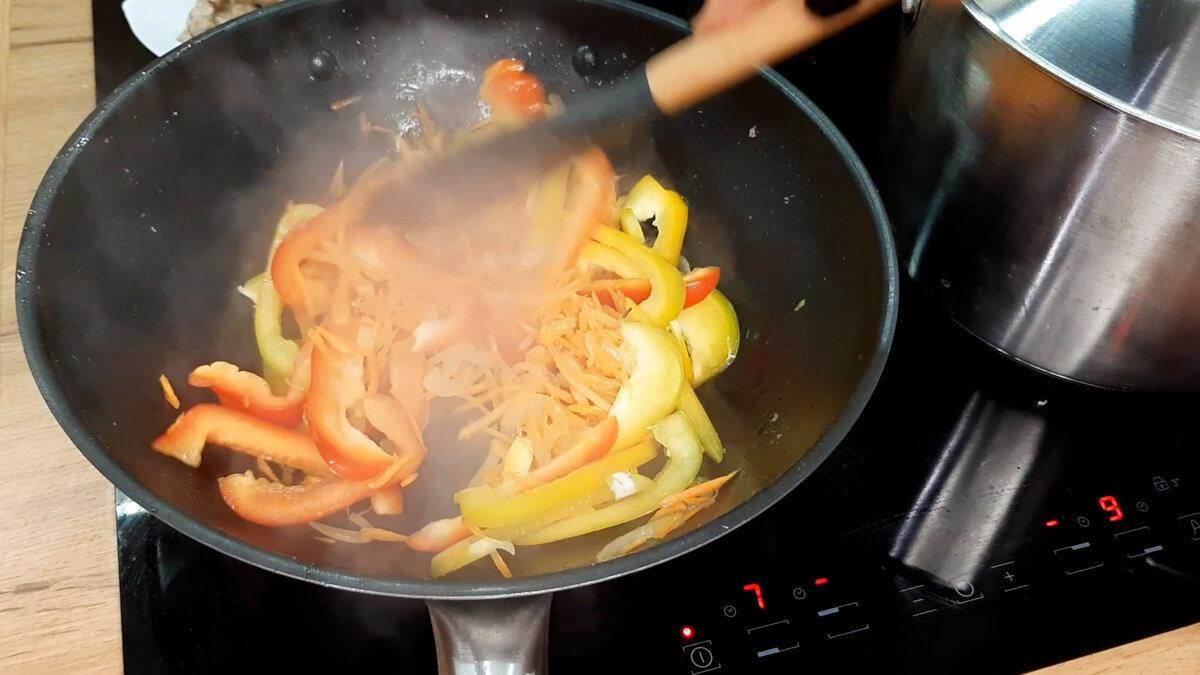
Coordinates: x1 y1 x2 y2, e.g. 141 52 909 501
691 0 773 33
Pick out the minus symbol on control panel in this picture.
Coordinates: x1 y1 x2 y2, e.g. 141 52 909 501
899 584 923 593
1003 584 1030 592
1066 563 1105 575
990 560 1014 569
1115 526 1150 538
912 608 938 617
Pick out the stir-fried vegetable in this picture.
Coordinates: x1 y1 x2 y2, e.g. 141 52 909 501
455 439 656 529
673 288 740 386
256 203 324 392
619 175 689 266
592 227 685 327
150 58 743 579
608 321 685 451
517 411 705 545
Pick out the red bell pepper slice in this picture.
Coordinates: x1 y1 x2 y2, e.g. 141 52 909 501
187 343 313 427
581 266 721 311
270 207 339 318
306 345 395 480
270 195 421 319
362 394 426 459
681 266 721 308
151 403 332 477
508 416 619 492
217 448 421 527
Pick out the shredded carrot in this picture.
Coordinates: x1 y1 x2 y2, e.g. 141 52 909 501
330 95 362 112
159 374 180 409
659 471 740 512
368 458 405 490
490 549 513 578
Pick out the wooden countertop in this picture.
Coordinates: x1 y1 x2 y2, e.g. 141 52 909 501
0 1 1197 672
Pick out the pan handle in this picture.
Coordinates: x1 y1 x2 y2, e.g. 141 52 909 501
427 594 553 674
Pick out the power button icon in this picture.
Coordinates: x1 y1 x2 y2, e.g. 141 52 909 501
682 641 721 674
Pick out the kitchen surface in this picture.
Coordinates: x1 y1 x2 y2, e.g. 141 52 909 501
4 1 1200 673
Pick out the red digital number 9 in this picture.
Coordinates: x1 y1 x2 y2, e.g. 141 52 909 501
1099 495 1124 522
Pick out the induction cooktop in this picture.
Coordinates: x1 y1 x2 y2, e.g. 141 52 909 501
92 2 1200 673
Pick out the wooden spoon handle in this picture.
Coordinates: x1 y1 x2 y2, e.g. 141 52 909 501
645 0 899 115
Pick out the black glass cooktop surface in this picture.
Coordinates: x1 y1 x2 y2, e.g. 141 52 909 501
93 2 1200 673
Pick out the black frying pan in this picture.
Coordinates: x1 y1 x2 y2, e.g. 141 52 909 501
15 0 896 670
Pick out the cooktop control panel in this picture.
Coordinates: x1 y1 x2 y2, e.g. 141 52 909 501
657 460 1200 674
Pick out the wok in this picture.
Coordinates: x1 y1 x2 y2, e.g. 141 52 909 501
15 0 897 670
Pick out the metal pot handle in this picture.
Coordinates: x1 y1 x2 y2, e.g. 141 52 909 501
427 594 553 674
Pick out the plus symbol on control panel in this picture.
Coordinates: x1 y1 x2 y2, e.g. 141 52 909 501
1003 571 1015 582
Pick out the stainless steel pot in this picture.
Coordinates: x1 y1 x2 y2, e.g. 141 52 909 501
877 0 1200 391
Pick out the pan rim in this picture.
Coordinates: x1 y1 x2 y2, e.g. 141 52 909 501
14 0 899 600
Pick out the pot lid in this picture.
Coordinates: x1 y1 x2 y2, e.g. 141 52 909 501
966 0 1200 137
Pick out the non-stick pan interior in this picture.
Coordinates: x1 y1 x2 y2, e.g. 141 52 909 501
17 0 894 596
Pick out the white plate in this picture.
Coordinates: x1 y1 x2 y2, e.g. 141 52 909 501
121 0 195 57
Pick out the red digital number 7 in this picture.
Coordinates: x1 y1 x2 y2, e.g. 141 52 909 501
743 583 765 609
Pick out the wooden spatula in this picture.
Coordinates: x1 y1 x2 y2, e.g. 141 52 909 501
365 0 898 227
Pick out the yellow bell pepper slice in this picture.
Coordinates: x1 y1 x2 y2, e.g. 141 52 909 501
256 203 324 393
432 472 656 578
592 227 685 327
454 441 658 529
672 288 740 386
255 277 299 394
677 382 724 462
610 321 685 451
619 207 645 243
668 320 694 386
621 175 688 266
517 411 705 546
529 163 570 249
576 240 642 279
239 273 266 304
622 297 654 325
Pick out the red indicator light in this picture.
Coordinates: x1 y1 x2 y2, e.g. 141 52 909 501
814 578 829 586
743 583 765 609
681 626 694 639
1045 520 1059 527
1099 496 1124 522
